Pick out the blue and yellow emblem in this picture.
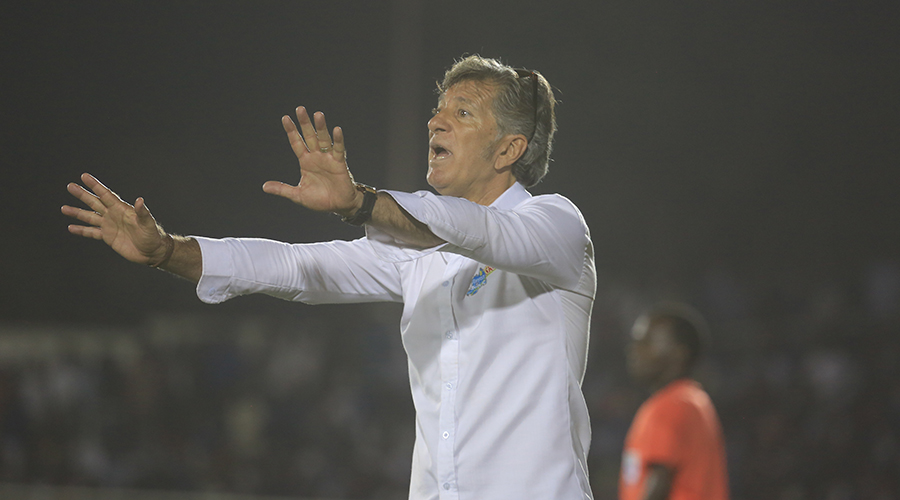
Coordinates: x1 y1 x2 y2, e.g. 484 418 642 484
466 266 495 296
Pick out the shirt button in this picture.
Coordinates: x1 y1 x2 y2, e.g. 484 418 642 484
442 431 449 439
445 382 452 389
445 331 453 339
442 280 450 287
443 483 451 490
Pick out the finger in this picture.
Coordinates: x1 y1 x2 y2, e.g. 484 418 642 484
67 182 105 213
314 112 333 153
81 173 126 209
262 180 300 202
332 126 346 159
295 106 319 152
67 224 104 240
282 114 309 157
61 205 103 227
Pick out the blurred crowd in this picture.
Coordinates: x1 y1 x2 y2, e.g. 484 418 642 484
0 260 897 499
0 307 415 499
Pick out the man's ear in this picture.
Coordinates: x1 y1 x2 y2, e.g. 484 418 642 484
494 135 528 171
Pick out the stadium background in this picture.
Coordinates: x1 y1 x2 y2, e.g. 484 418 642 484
1 1 898 498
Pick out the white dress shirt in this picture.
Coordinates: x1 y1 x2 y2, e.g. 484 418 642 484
194 183 596 500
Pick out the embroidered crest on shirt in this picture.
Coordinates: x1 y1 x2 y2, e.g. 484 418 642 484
466 266 495 296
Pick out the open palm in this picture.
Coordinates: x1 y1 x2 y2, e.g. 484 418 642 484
263 107 361 215
62 173 166 265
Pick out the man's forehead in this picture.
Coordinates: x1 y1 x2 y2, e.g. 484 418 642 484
631 316 674 342
439 80 495 106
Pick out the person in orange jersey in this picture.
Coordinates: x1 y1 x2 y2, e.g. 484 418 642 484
620 303 729 500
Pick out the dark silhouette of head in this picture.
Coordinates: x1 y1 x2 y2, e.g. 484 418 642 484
627 302 709 389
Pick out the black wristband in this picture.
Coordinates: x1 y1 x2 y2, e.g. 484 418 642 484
341 183 377 226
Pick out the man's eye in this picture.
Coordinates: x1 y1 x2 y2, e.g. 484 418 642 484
458 109 469 117
431 108 440 116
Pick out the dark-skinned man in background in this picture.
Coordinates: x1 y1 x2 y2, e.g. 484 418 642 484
620 303 729 500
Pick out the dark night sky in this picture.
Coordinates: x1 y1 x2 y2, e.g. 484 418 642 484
1 1 898 326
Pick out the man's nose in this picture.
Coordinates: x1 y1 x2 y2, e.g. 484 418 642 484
428 112 448 133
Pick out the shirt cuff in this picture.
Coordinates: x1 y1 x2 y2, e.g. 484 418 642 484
192 236 236 304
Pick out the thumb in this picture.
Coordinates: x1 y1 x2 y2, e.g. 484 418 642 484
134 197 158 227
262 181 299 201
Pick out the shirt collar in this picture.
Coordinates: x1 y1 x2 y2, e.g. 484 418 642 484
489 182 531 210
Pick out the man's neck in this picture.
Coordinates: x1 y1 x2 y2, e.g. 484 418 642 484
649 371 691 394
464 177 517 206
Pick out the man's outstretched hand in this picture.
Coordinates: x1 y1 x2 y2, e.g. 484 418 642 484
263 107 364 217
62 173 170 266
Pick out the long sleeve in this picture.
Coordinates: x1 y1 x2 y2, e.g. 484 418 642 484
369 186 593 293
194 236 403 305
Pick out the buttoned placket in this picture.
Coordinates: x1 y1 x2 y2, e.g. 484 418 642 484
436 254 464 499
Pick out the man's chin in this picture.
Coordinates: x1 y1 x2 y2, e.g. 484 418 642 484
426 172 448 194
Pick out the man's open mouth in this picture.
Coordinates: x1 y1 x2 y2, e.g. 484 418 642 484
431 144 451 159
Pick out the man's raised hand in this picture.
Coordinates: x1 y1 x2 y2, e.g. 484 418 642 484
263 107 363 217
62 173 170 266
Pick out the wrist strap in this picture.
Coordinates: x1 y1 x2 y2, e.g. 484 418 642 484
342 183 377 226
149 234 175 268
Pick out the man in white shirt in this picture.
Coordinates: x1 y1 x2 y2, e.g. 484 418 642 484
63 55 597 499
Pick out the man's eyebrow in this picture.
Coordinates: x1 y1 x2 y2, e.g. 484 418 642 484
440 94 476 107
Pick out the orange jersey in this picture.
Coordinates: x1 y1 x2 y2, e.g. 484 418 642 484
619 379 729 500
